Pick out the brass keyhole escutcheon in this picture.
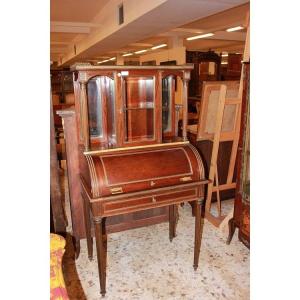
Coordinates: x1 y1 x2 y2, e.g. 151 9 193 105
150 181 156 186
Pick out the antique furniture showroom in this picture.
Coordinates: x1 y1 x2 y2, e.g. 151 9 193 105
50 0 250 299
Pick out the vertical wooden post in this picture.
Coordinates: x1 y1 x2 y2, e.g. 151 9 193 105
182 71 190 141
157 71 163 143
82 192 93 261
50 92 67 233
79 72 90 151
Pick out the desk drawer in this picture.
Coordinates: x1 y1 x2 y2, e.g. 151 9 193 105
102 187 198 215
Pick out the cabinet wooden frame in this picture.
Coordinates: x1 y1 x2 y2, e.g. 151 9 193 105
161 72 181 138
71 65 193 150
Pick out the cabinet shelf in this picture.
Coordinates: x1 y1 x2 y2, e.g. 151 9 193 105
124 106 154 111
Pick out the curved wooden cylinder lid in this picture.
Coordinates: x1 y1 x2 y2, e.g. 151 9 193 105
85 144 205 198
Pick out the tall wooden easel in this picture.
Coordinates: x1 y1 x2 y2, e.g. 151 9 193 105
192 81 242 226
192 12 250 227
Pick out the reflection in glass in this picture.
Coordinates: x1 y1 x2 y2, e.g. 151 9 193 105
123 76 154 142
87 76 115 139
162 76 173 133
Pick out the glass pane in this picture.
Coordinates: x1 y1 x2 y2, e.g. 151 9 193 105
87 76 115 140
87 77 103 137
162 76 173 132
124 76 154 142
103 77 115 143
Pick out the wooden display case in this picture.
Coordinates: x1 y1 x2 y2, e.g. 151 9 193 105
59 64 208 296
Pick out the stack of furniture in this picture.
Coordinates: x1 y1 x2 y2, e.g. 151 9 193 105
58 65 209 295
186 50 221 123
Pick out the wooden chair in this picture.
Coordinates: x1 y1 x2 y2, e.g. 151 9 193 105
187 81 241 226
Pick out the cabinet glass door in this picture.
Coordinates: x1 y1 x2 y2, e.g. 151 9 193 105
87 76 115 143
123 76 155 143
162 76 174 134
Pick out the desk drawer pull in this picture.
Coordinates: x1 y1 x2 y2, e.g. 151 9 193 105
180 176 192 182
110 187 123 194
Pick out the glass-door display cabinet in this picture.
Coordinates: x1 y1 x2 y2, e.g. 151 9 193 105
72 65 193 151
59 65 209 296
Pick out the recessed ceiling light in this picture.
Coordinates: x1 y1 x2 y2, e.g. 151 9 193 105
151 44 167 50
186 33 214 41
226 26 244 32
134 49 147 54
122 53 133 57
221 53 228 57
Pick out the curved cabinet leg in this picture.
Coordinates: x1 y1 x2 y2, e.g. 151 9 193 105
193 199 204 270
226 218 236 245
94 217 107 297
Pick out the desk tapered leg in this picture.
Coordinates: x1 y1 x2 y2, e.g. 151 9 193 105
169 205 176 241
82 193 93 260
226 218 236 245
94 217 107 297
193 199 204 270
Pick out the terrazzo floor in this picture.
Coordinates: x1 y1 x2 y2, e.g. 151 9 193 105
60 166 249 300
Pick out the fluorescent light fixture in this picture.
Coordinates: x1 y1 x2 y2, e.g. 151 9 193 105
122 53 133 57
226 26 244 32
186 33 214 41
151 44 167 50
221 61 228 65
97 59 109 64
134 49 147 54
221 53 228 57
109 57 116 61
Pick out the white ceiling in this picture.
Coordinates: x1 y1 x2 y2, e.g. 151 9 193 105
50 0 249 66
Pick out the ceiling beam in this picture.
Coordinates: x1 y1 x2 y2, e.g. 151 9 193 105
129 43 154 47
50 22 102 34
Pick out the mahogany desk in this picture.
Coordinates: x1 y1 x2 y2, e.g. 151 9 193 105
80 143 208 297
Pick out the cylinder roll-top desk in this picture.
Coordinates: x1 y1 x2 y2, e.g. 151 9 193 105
58 64 208 296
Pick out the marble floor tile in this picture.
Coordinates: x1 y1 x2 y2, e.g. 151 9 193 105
61 168 249 300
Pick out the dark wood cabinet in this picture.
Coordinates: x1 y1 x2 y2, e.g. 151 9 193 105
51 69 74 104
58 65 196 248
227 62 250 248
58 64 208 296
223 53 243 81
186 50 221 98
